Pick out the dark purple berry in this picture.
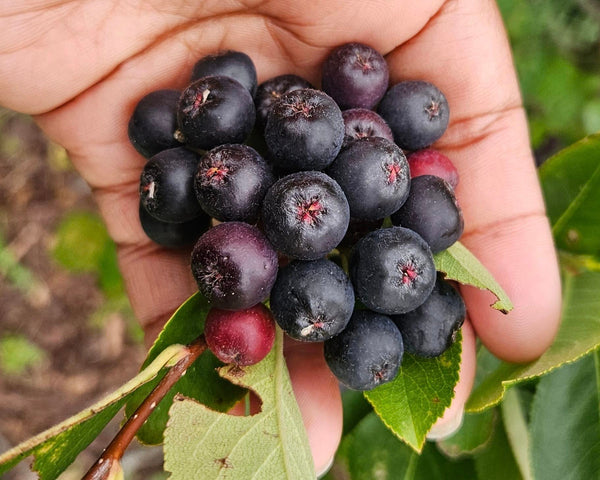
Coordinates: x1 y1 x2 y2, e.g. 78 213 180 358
391 274 466 357
321 43 389 110
177 76 255 150
128 89 181 158
261 171 350 260
391 175 463 253
140 147 203 223
341 108 394 147
254 74 313 130
327 137 410 220
139 202 210 248
350 226 436 315
191 222 278 310
407 149 459 189
378 80 449 151
190 50 258 96
204 304 276 366
264 88 344 172
270 259 355 342
194 144 274 223
324 310 403 391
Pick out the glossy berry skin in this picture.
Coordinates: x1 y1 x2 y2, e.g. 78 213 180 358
327 137 410 220
139 203 210 248
140 147 203 223
264 88 344 172
391 175 464 253
378 81 449 151
254 74 313 130
190 50 258 96
321 43 389 110
128 89 181 159
350 226 436 315
261 171 350 260
177 76 255 150
204 304 276 366
324 310 404 391
270 259 355 342
191 222 278 310
341 108 394 147
194 144 274 223
408 149 459 189
392 274 466 357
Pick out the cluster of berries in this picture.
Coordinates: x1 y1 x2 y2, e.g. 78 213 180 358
128 43 466 391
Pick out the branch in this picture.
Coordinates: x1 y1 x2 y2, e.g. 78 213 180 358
82 335 207 480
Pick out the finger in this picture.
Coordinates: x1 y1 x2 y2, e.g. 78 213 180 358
384 0 561 362
427 318 476 439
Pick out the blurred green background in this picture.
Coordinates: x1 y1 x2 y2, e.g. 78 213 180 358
0 1 599 478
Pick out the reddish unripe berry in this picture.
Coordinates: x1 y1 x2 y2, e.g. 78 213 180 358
204 304 276 366
407 149 459 189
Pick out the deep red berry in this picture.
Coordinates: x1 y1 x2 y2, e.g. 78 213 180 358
407 149 459 189
204 304 276 366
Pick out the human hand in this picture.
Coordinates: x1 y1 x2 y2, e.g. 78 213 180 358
0 0 561 473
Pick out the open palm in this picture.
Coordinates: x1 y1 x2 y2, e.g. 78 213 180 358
0 0 562 473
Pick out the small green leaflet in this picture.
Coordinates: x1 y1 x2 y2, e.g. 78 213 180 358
0 343 187 479
364 331 462 452
466 269 600 412
434 242 513 313
164 327 315 480
125 292 244 445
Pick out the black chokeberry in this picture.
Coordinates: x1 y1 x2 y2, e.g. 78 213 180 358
321 43 389 110
327 137 410 220
261 171 350 260
204 304 276 366
264 88 344 172
391 175 463 253
378 80 449 151
140 147 203 223
350 226 436 315
128 89 181 158
392 274 466 357
191 222 278 310
139 202 210 248
177 76 255 150
341 108 394 147
270 259 355 342
254 74 313 130
194 144 274 223
324 310 404 391
190 50 258 96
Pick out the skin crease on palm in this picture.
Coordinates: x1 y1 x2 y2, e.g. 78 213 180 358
0 0 562 474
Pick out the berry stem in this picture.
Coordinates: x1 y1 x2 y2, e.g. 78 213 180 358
81 335 207 480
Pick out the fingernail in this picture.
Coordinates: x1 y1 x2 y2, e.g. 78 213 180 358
426 405 464 441
316 454 335 479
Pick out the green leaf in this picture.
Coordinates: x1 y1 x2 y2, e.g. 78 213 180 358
434 242 513 313
328 412 476 480
437 409 497 459
125 293 244 445
466 269 600 412
500 389 533 480
163 327 315 480
52 211 110 272
473 408 523 480
0 343 187 479
539 133 600 254
530 352 600 480
0 334 46 376
341 389 373 436
364 331 462 452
